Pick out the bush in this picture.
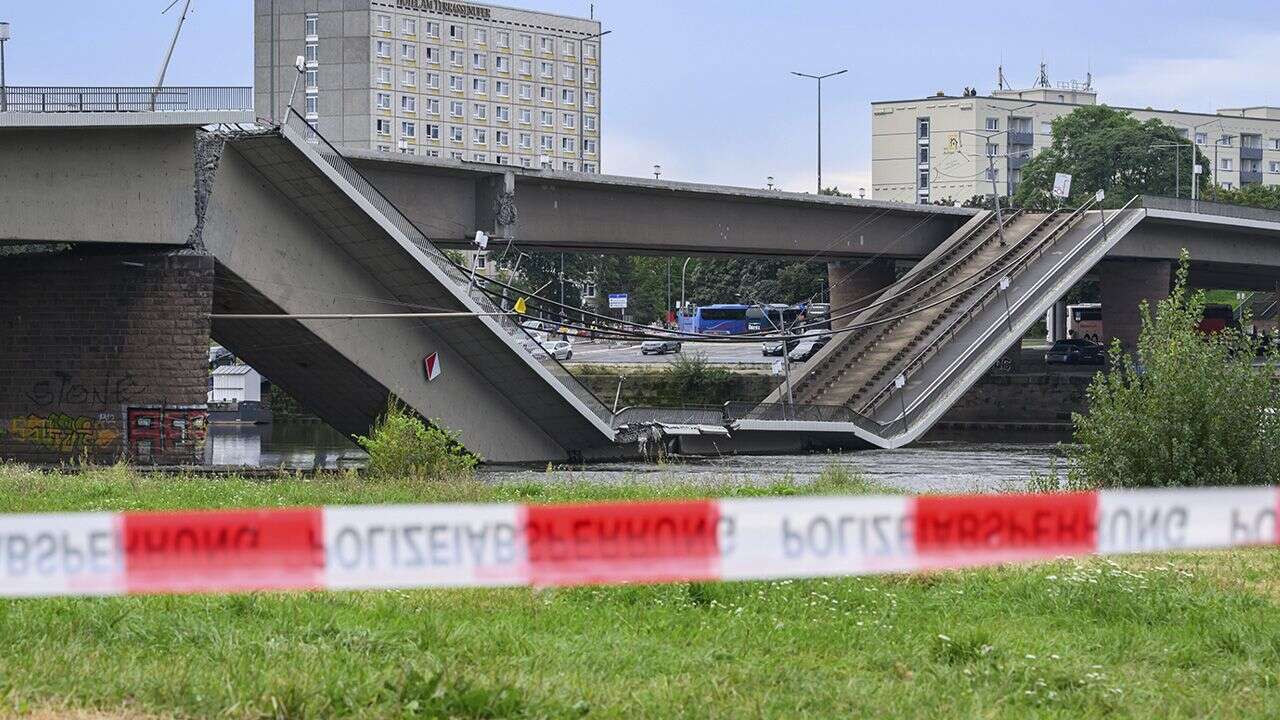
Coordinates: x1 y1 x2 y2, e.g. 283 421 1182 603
660 352 736 406
354 398 478 479
1068 253 1280 488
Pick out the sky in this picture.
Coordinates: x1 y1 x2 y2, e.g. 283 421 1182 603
5 1 1280 192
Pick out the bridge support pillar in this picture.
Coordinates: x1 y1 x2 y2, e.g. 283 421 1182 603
827 259 896 329
1099 259 1172 351
1049 300 1069 341
0 248 213 466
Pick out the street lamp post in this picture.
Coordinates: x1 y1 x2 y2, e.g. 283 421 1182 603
0 21 10 113
679 257 692 320
653 164 662 180
791 69 847 194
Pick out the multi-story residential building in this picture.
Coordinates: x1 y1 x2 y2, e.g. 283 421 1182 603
255 0 603 173
872 82 1280 203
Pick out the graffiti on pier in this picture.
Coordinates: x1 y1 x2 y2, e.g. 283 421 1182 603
126 407 208 460
3 414 121 453
27 372 144 409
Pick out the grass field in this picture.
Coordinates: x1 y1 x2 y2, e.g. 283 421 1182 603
2 464 1280 719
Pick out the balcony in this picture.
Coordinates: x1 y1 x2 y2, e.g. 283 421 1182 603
1240 170 1264 184
1241 146 1264 161
1 86 253 113
1008 151 1031 169
1007 129 1033 146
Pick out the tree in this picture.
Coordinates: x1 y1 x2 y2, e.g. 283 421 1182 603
1216 184 1280 210
1011 105 1211 209
820 186 853 197
1067 252 1280 488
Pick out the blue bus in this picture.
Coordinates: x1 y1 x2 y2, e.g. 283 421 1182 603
677 304 751 335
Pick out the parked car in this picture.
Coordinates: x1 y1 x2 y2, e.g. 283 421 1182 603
534 340 574 361
765 330 829 357
641 339 682 355
1045 339 1105 365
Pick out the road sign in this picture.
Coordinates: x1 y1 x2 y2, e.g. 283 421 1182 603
608 293 628 310
1095 189 1106 203
999 276 1011 291
473 231 489 250
1051 173 1072 199
771 360 785 376
423 352 441 382
894 374 906 390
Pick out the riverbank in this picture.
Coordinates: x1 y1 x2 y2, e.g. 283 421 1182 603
1 466 1278 718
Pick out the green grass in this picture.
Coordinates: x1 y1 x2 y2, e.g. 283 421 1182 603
2 464 1279 718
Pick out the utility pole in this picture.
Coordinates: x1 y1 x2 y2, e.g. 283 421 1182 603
791 69 847 194
0 22 10 113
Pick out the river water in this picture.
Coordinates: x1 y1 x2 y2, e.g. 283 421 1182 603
207 421 1061 493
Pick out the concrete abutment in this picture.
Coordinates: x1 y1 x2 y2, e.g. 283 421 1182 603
827 259 897 329
1099 259 1173 350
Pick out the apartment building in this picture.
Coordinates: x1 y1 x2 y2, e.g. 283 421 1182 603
255 0 603 172
872 84 1280 203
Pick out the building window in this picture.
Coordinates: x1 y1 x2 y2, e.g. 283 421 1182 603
520 157 532 168
421 98 438 115
401 43 416 62
304 94 318 117
495 105 510 122
377 66 392 85
1039 121 1052 135
401 121 416 139
426 73 440 90
563 40 577 57
401 18 417 36
584 139 597 154
474 153 488 162
496 31 510 48
519 132 532 149
1272 138 1280 151
450 126 464 143
561 88 576 105
473 103 487 120
539 36 553 54
451 151 463 160
496 130 510 146
401 95 416 113
584 43 598 61
425 149 441 157
449 24 463 41
495 56 509 72
305 43 318 64
1271 161 1280 173
582 162 597 173
1219 135 1233 147
450 50 463 67
399 146 415 155
584 91 597 108
474 28 487 44
376 14 391 33
475 253 487 269
401 70 417 88
519 84 532 100
563 160 575 171
426 21 440 38
1221 158 1233 170
540 110 553 127
449 75 463 92
918 118 930 139
472 52 487 70
562 112 576 129
540 86 553 103
541 135 554 151
450 100 464 117
918 146 929 164
472 78 488 94
540 61 554 79
495 80 510 97
560 137 575 153
376 92 391 110
425 47 440 64
986 143 999 157
519 34 532 51
583 67 597 84
584 114 597 131
519 108 532 124
376 118 391 135
425 124 440 140
305 15 318 38
562 65 576 82
1195 132 1207 145
376 40 391 58
518 59 532 76
377 144 391 152
305 69 318 90
473 128 488 145
985 117 999 131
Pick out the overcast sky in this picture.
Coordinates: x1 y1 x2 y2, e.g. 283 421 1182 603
5 1 1280 191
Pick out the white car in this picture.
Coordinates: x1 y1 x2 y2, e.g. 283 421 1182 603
788 340 820 362
535 340 573 361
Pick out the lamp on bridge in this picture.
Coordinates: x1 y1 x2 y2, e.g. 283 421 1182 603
0 21 11 113
653 164 662 180
767 176 774 190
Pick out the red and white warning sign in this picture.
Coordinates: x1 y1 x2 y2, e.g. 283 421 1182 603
423 352 441 382
0 486 1275 598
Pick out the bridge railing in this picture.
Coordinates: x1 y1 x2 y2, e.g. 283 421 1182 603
1 86 253 113
1142 194 1280 225
612 406 727 427
278 109 615 426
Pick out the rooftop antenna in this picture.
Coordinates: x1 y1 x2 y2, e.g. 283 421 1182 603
997 63 1008 91
152 0 194 110
1036 56 1050 88
1085 57 1093 90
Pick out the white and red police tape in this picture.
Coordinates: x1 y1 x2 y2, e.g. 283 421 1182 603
1 487 1277 597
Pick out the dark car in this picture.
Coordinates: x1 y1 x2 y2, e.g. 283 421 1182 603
1045 339 1105 365
762 330 829 357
